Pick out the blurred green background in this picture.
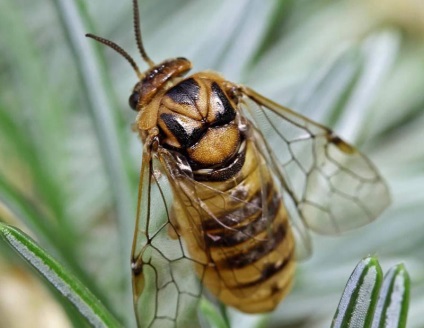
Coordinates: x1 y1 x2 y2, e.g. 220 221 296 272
0 0 423 327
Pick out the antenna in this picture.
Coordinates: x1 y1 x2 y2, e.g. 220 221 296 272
85 0 155 78
85 34 144 80
132 0 155 67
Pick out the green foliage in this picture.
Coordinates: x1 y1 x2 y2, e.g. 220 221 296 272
332 256 410 328
0 222 121 328
0 0 423 327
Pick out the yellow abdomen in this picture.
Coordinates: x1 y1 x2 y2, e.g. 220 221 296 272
172 140 295 313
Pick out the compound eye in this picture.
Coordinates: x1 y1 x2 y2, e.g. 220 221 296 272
129 91 140 110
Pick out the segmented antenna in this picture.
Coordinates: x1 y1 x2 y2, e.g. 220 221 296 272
85 0 155 78
132 0 154 68
85 34 144 79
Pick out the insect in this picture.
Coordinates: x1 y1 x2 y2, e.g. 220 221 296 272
87 0 390 327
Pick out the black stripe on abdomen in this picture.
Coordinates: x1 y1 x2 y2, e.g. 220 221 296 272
204 185 280 248
217 222 287 269
236 245 294 289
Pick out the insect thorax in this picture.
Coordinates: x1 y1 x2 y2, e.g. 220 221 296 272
135 62 246 180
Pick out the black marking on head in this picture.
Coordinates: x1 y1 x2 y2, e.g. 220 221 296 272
211 82 236 125
161 113 205 148
166 78 200 105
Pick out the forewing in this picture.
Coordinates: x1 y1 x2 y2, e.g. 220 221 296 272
158 144 295 309
240 86 390 235
131 141 202 328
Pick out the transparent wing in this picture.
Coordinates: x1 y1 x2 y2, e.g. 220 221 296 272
158 142 296 313
239 86 391 235
249 125 313 260
131 137 202 328
132 134 291 324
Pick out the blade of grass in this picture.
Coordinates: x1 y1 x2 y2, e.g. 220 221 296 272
371 264 410 328
51 0 135 323
0 222 122 328
334 30 400 143
52 0 135 239
0 0 117 315
0 237 88 328
331 256 383 328
0 0 76 244
0 173 113 310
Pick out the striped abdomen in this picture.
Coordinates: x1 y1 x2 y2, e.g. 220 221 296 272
172 139 295 313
